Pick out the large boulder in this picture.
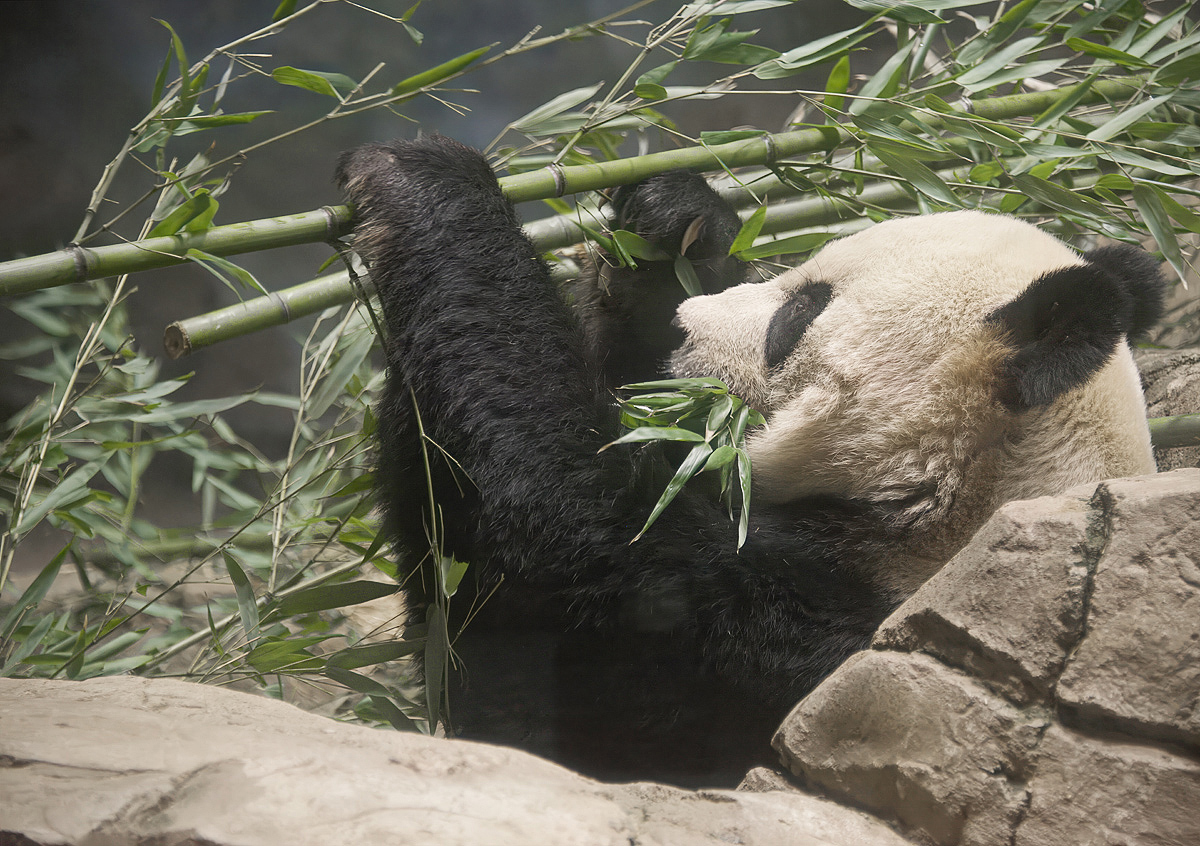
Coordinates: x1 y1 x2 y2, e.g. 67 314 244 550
771 470 1200 846
0 674 913 846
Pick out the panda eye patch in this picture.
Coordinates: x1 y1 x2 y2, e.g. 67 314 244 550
764 282 832 369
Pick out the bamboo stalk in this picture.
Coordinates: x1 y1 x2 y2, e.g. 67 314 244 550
164 160 949 356
0 77 1141 299
1148 413 1200 449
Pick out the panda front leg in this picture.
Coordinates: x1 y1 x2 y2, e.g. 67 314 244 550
336 136 887 785
570 170 747 387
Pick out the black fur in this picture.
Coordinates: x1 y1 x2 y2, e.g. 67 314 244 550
988 246 1167 409
336 136 891 786
764 282 833 369
568 171 745 386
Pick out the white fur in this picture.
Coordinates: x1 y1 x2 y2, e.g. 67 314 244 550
672 211 1155 597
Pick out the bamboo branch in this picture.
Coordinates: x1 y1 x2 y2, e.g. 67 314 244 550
163 160 950 357
1148 413 1200 449
0 77 1143 300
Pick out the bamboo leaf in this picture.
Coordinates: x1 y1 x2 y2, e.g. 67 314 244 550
1010 173 1109 218
223 552 261 644
0 546 69 640
149 190 218 237
246 636 329 672
824 55 851 114
1132 183 1189 284
729 206 767 255
155 19 191 106
272 66 357 98
674 254 703 297
186 249 268 296
272 580 398 617
754 24 876 78
272 0 299 22
632 442 713 541
703 444 738 471
326 640 424 670
512 84 603 133
1065 37 1153 69
737 231 836 261
601 426 707 451
872 146 961 206
736 447 753 549
390 46 490 98
1085 94 1171 142
612 230 671 262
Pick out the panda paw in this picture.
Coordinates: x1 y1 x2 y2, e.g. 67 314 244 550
610 171 743 261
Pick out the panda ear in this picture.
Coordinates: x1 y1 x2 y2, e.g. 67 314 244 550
987 245 1166 410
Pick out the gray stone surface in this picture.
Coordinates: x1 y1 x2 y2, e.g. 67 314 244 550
1015 724 1200 846
774 650 1048 846
873 493 1096 704
0 675 915 846
776 470 1200 846
1055 473 1200 749
1136 347 1200 471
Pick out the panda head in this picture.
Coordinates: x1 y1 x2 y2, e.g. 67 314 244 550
671 210 1166 595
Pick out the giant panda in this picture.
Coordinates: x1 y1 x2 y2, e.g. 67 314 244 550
335 134 1165 787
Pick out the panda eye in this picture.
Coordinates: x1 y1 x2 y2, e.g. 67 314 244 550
764 282 832 369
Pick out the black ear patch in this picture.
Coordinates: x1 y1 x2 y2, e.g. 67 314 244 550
764 283 833 369
987 244 1167 410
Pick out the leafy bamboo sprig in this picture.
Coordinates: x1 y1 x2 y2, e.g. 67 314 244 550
604 378 765 548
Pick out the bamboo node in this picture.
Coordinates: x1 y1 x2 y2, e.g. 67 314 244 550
66 245 91 283
269 291 292 322
163 322 190 359
318 205 343 240
545 163 567 197
762 133 778 166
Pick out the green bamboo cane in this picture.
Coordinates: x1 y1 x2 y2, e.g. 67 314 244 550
163 161 946 357
1148 413 1200 449
0 77 1142 299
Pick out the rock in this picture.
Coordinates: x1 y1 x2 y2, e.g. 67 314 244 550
775 470 1200 846
773 650 1048 846
872 493 1096 705
0 675 915 846
1136 347 1200 471
1015 724 1200 846
1055 473 1200 749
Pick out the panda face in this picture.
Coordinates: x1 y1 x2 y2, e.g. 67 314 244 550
672 210 1159 592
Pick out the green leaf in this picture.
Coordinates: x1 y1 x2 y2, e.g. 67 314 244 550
612 230 671 262
1132 184 1189 284
1065 37 1153 69
246 636 329 673
162 111 272 129
512 84 603 133
308 330 374 418
13 462 105 535
1158 53 1200 87
186 249 268 296
272 66 358 98
0 546 69 640
620 378 729 392
155 19 191 106
735 447 753 549
223 552 260 644
438 556 469 599
272 0 299 22
635 82 668 101
633 442 714 541
737 231 837 261
602 426 707 451
326 640 424 670
390 46 490 98
848 38 915 115
872 146 962 207
149 189 218 237
729 206 767 255
755 24 877 78
823 55 850 113
674 255 703 297
272 580 398 617
1011 173 1109 218
703 445 738 472
1085 94 1172 143
705 393 735 440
